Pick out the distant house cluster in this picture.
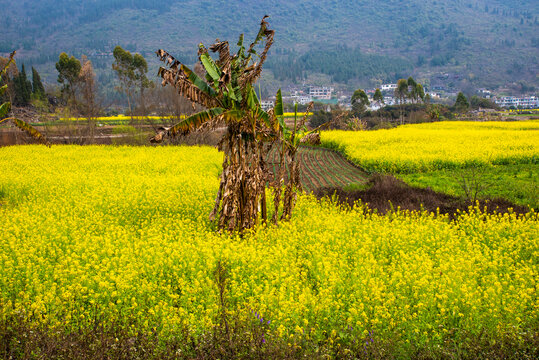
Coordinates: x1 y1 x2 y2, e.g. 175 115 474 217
260 78 537 113
287 86 335 105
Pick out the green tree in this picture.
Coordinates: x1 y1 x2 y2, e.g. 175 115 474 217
416 83 425 102
469 96 498 110
13 64 32 106
373 88 384 122
407 76 417 103
1 51 49 145
373 88 384 105
395 78 408 124
133 53 152 114
31 66 45 100
112 46 151 116
454 92 470 112
112 46 136 115
55 52 81 103
351 88 370 116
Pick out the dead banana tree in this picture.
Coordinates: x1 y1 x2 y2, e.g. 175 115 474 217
0 51 50 146
151 17 283 233
272 94 327 222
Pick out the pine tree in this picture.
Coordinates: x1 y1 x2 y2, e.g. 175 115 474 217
454 92 470 113
22 64 32 98
13 64 32 106
32 67 45 100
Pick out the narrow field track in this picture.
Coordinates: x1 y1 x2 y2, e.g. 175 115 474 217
266 146 368 192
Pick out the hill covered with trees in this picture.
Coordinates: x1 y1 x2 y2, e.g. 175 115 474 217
1 0 537 90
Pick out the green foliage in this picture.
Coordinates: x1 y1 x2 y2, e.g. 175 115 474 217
373 88 383 104
3 1 538 89
112 46 151 114
405 77 425 104
351 88 369 116
395 79 408 101
111 125 138 134
454 92 470 113
275 92 322 149
267 46 412 83
309 110 334 129
55 52 81 100
0 52 50 145
31 66 45 100
0 56 14 118
12 64 32 106
400 164 538 208
469 96 499 110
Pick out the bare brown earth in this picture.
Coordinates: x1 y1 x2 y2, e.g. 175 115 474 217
313 173 532 218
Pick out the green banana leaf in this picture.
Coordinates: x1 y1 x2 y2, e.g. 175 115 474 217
246 85 260 110
168 107 224 136
0 102 10 118
274 89 284 117
236 34 245 59
253 107 271 128
200 53 221 82
223 110 244 123
180 64 217 97
13 118 50 146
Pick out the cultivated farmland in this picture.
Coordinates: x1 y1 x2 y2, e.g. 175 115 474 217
321 120 539 208
1 140 537 358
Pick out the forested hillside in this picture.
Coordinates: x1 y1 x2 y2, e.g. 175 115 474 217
1 0 537 89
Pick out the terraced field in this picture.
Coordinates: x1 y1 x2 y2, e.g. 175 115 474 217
267 146 368 191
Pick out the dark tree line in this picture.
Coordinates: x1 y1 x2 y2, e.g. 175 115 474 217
0 61 46 107
266 46 411 83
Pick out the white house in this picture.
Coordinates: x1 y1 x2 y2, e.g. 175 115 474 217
260 100 274 111
381 84 397 92
495 96 539 108
308 86 333 100
292 95 313 105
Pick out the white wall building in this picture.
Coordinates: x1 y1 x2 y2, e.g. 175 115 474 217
495 96 539 108
381 84 397 92
292 95 313 105
260 100 274 111
308 86 333 100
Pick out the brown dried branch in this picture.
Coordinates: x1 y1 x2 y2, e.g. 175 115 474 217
158 67 218 109
239 17 274 86
209 40 232 69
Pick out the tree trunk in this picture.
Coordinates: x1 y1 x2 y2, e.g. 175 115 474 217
214 127 269 233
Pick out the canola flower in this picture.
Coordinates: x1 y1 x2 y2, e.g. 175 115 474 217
0 145 537 349
59 115 182 122
322 120 539 173
59 113 312 122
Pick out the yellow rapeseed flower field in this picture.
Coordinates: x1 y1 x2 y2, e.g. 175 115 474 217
60 113 311 122
0 144 537 350
322 120 539 173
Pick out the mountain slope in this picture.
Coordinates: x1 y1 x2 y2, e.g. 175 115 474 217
1 0 537 90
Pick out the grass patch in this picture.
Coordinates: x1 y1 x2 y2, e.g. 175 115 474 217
111 125 138 135
399 164 538 209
